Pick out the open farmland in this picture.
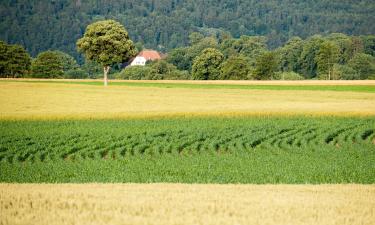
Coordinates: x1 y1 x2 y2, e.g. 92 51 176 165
1 80 375 224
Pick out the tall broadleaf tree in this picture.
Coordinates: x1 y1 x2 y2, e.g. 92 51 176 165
77 20 136 86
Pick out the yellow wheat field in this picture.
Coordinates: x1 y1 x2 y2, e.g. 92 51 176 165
1 81 375 120
1 184 374 225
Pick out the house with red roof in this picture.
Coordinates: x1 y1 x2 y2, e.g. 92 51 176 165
130 50 165 66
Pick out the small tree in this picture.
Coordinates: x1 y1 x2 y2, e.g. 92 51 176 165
192 48 224 80
77 20 136 86
31 51 64 78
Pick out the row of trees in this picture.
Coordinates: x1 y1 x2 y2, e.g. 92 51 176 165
1 22 374 81
0 41 102 79
122 32 375 80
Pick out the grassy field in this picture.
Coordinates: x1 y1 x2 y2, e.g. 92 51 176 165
1 184 374 225
1 80 375 224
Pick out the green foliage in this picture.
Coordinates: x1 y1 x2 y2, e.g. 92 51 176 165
166 48 192 71
30 50 80 79
348 53 375 79
273 72 304 80
167 36 219 72
220 36 267 66
361 35 375 57
117 61 189 80
64 69 87 79
116 66 152 80
81 60 103 79
316 41 340 80
220 55 253 80
149 60 190 80
0 116 374 183
298 36 325 78
31 51 64 78
54 50 79 72
77 20 137 67
192 48 224 80
277 37 303 72
332 64 359 80
0 41 31 78
189 32 205 45
253 51 279 80
2 1 375 61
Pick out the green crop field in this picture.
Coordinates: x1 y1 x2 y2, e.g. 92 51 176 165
1 116 374 183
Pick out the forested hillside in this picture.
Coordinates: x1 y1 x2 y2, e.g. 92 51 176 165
1 0 374 62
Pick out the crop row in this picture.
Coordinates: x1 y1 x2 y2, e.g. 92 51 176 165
0 117 374 164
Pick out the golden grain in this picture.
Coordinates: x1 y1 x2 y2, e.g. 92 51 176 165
1 184 374 225
1 82 375 120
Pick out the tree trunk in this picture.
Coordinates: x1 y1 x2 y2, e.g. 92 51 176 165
103 66 110 86
328 69 331 80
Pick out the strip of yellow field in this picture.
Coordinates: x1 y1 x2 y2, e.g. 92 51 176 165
1 184 374 225
2 78 375 85
1 82 375 120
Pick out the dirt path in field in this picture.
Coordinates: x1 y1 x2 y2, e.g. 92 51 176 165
1 184 374 225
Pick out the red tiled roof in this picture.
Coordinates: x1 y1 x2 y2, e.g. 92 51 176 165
138 50 162 60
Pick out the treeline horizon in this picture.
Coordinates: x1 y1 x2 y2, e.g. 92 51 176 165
1 0 375 62
1 31 375 80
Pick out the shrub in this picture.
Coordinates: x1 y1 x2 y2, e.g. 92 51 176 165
64 69 87 79
116 66 151 80
220 55 253 80
273 71 304 80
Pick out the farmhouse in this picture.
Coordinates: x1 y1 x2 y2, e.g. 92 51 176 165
130 50 164 66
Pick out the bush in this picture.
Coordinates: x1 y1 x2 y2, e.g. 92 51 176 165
332 64 360 80
220 55 253 80
116 66 152 80
64 69 87 79
348 53 375 79
31 51 64 78
273 71 304 80
117 60 190 80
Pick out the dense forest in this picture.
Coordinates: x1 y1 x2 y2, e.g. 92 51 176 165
1 0 375 62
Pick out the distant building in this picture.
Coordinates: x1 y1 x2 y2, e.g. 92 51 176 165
130 50 165 66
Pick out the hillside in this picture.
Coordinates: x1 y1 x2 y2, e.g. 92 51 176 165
1 0 374 61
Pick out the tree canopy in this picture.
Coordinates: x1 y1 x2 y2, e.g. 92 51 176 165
1 0 374 61
192 48 224 80
77 20 137 85
77 20 136 67
0 41 31 78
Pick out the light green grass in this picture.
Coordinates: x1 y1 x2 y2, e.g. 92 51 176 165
2 79 375 92
1 116 374 183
